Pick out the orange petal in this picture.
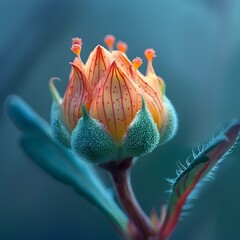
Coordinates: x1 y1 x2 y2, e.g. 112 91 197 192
135 73 166 130
62 63 92 131
112 50 165 130
69 57 85 79
146 74 165 95
111 50 132 76
89 61 143 143
85 45 114 88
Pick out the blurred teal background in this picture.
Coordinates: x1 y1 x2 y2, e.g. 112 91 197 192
1 0 240 239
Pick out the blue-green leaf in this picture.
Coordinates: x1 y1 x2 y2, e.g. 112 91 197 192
6 95 51 136
6 95 129 236
21 132 128 234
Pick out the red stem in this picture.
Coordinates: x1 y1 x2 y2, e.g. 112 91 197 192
102 158 156 239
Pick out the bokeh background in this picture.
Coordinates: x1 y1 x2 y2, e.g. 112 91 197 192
1 0 240 239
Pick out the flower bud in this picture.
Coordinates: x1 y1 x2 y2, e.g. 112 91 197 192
49 35 178 163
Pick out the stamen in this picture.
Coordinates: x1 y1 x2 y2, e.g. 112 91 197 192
144 48 156 76
132 57 143 70
130 57 143 79
71 37 83 57
144 48 156 61
104 34 115 51
116 41 128 53
72 37 82 45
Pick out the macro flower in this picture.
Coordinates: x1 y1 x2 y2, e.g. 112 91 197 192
7 32 240 240
50 35 178 163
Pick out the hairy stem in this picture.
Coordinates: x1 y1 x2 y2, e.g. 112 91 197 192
102 158 156 239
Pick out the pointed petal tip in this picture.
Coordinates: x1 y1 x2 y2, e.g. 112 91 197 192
69 61 85 74
111 60 117 67
108 60 118 72
69 61 77 68
93 44 112 56
96 44 103 50
92 44 111 53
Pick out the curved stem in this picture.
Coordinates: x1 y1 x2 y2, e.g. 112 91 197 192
102 158 156 239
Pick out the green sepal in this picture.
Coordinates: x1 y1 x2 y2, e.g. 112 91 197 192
49 78 61 104
50 101 71 148
159 97 178 145
71 105 117 164
122 97 160 157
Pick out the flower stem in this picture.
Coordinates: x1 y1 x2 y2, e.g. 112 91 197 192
102 158 156 239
